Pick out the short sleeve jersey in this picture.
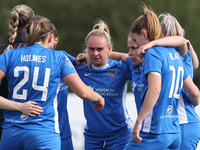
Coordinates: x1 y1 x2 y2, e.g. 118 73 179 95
57 51 76 138
178 50 200 124
0 32 27 98
140 46 188 134
126 56 143 114
0 43 76 133
75 59 132 140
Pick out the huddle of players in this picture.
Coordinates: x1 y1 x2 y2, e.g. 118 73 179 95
0 4 199 150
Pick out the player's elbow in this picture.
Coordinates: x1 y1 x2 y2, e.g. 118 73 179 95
193 62 199 70
149 87 161 98
76 87 95 101
75 90 88 100
191 91 200 107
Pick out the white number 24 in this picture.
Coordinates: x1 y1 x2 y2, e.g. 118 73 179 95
169 65 184 99
13 66 51 101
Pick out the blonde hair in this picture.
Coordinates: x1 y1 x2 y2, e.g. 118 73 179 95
84 19 113 67
5 4 34 52
130 6 163 41
26 15 55 46
159 13 185 37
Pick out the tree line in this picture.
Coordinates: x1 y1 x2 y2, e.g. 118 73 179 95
0 0 199 88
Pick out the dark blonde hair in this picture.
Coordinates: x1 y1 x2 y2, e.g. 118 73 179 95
52 24 58 39
130 6 163 41
159 13 185 37
5 4 34 51
26 15 56 46
84 19 113 67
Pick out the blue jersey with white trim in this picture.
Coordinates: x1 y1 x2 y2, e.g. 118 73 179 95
126 57 143 114
57 79 71 138
0 43 76 133
178 50 200 124
57 51 75 139
141 46 188 134
75 59 132 140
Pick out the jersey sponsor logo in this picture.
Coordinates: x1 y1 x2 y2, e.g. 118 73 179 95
89 86 94 90
132 82 137 92
21 114 28 120
59 81 68 91
167 105 173 114
90 86 119 97
84 73 92 76
107 70 117 79
132 82 144 92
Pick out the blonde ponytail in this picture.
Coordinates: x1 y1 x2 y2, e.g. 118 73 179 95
4 4 34 52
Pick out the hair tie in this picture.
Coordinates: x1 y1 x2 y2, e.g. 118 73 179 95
18 24 29 29
39 29 53 37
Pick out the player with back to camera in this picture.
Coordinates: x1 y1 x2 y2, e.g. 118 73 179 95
138 12 200 150
0 4 35 139
0 5 76 149
123 5 199 150
0 15 104 150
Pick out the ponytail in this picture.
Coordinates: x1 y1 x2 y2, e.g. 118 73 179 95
4 4 34 52
26 16 53 46
130 5 163 41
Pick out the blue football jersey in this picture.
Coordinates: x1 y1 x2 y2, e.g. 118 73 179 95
126 57 143 114
57 79 71 139
178 50 200 124
75 59 132 140
140 46 188 134
0 43 76 133
57 51 75 139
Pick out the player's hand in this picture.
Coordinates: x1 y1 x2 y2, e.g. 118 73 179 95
137 41 154 57
75 53 86 66
94 97 105 111
132 120 142 143
19 101 44 117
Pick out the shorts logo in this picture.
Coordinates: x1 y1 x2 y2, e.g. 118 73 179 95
167 105 173 114
21 114 28 120
107 70 117 79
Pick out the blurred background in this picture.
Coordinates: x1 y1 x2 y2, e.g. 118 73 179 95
68 93 200 149
0 0 200 149
0 0 200 88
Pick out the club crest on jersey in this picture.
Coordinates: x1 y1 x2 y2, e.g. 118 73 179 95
167 105 173 114
21 114 28 120
65 56 74 68
107 70 117 79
